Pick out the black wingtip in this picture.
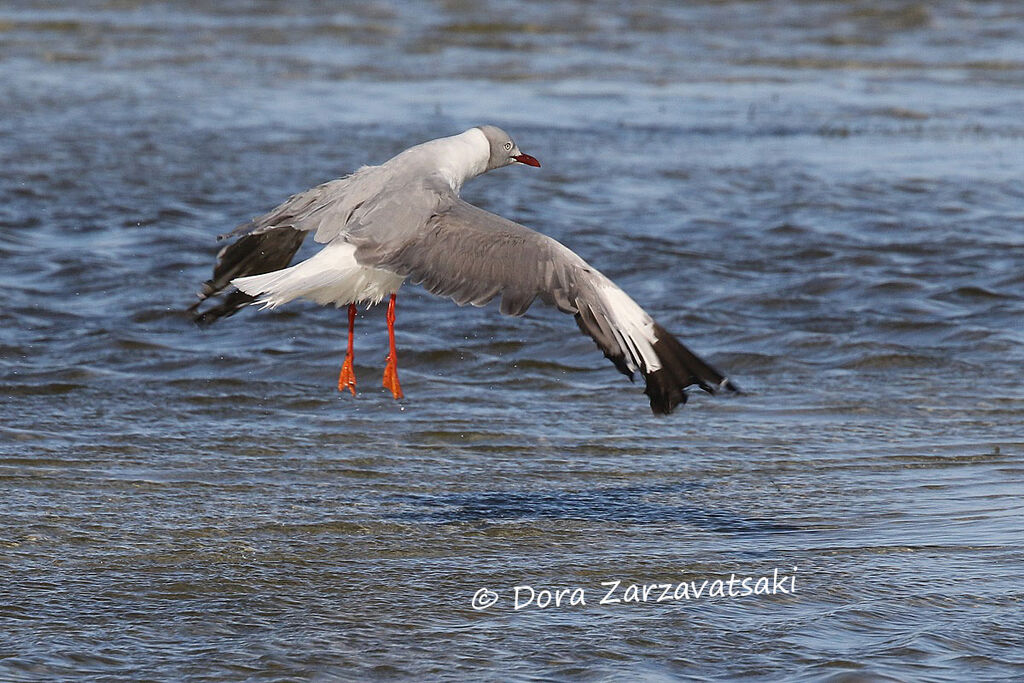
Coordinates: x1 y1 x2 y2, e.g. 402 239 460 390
718 377 741 394
188 290 255 326
642 324 736 416
643 368 689 415
187 226 305 327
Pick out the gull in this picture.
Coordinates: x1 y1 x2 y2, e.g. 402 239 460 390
188 126 737 414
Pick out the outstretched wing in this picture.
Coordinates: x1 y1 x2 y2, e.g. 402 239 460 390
353 197 737 415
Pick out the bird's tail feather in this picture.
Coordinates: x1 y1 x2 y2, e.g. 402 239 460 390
231 241 400 310
232 259 343 309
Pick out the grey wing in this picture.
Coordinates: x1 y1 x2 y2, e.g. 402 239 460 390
355 198 738 415
353 197 578 316
222 168 387 242
189 167 396 323
227 165 438 245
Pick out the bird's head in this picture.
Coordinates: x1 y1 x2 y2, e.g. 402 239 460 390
475 125 541 172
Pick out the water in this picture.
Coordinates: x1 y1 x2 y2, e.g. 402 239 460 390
2 1 1023 680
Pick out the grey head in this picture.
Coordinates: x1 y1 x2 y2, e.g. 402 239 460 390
475 125 541 172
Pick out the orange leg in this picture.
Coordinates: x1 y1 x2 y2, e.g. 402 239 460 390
381 293 403 400
337 303 357 395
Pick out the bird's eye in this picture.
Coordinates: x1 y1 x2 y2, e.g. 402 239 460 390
504 142 513 151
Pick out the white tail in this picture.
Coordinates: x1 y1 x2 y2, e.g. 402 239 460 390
232 241 404 309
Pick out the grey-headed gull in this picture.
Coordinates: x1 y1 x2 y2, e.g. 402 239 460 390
189 125 737 414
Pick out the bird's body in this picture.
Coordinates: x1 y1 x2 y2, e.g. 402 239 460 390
189 125 737 414
228 127 492 310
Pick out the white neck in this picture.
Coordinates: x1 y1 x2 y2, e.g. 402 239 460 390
393 128 490 193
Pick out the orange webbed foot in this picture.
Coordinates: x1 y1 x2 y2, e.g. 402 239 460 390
382 353 403 400
337 356 357 396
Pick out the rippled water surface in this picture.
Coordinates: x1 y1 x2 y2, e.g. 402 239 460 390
2 1 1023 680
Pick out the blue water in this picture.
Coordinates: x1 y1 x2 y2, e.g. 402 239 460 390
2 1 1023 680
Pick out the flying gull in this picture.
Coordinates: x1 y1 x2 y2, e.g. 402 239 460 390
188 125 737 414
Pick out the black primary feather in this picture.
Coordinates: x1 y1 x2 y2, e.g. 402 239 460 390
187 227 306 325
641 323 739 415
